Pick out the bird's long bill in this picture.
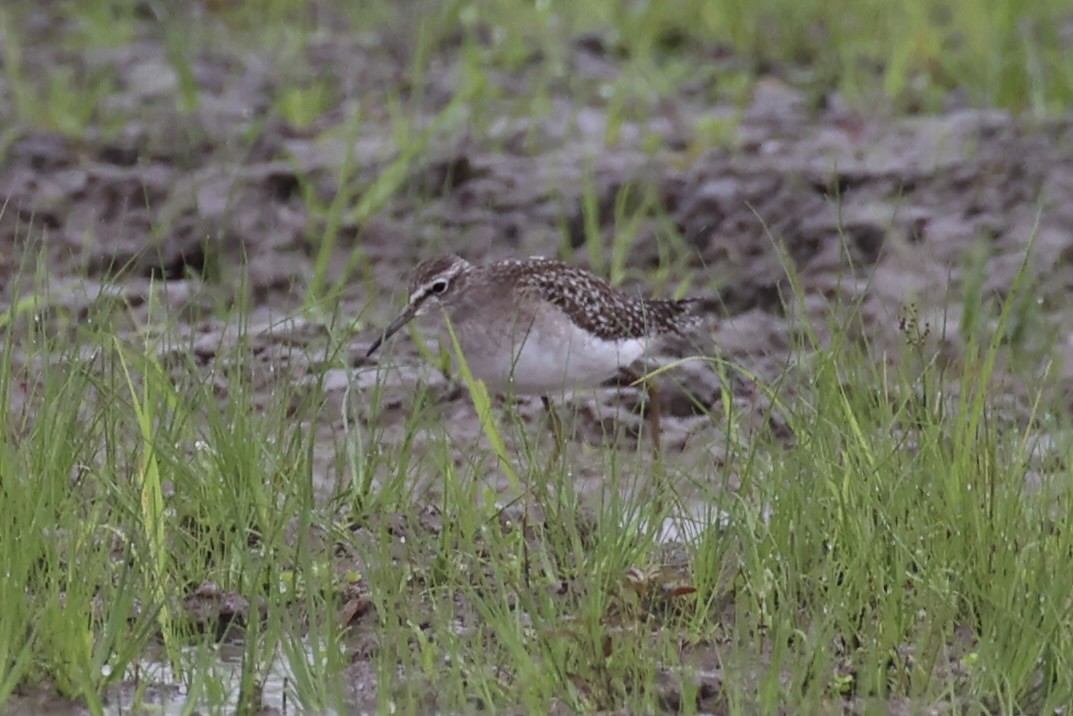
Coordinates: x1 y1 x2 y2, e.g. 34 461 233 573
366 304 419 357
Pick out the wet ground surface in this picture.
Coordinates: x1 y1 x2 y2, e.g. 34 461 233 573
4 3 1073 712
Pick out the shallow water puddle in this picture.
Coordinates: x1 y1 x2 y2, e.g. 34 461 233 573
103 641 352 715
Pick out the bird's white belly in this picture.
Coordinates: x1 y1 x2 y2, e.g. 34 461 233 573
459 318 647 395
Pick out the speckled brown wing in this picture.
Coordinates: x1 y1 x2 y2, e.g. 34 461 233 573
505 258 701 340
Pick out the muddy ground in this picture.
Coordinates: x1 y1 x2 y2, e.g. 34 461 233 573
3 4 1073 712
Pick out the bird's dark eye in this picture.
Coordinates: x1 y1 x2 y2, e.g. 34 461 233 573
429 279 448 294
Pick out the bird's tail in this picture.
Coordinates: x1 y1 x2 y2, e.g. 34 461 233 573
645 296 717 335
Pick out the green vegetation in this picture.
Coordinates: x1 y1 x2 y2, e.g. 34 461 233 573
2 0 1071 141
1 0 1072 713
2 228 1071 712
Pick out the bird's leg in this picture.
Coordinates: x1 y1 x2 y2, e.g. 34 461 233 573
617 367 669 518
645 379 662 458
541 395 565 466
516 394 568 589
618 367 663 460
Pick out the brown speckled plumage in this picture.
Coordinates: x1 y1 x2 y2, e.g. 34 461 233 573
405 255 700 341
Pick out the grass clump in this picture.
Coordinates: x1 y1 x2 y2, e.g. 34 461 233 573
2 0 1072 147
0 277 356 712
2 232 1072 714
338 236 1073 712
